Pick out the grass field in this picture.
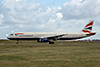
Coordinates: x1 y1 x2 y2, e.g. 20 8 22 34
0 40 100 67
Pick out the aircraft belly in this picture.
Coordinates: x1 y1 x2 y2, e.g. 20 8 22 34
58 37 83 40
58 35 85 40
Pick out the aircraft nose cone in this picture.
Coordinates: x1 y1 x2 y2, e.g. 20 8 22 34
6 34 8 37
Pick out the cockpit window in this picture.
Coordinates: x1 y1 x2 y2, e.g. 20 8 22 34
15 34 17 36
10 34 13 36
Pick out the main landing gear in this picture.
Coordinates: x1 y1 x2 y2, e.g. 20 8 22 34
16 40 19 44
49 39 55 44
49 41 54 44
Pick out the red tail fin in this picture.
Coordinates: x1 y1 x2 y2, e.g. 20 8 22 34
82 20 96 35
82 20 94 33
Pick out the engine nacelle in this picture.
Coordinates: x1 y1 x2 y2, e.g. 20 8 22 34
37 38 49 42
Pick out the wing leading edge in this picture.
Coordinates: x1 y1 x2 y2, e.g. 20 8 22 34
42 34 67 40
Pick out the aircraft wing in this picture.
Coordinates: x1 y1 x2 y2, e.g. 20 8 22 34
43 34 67 39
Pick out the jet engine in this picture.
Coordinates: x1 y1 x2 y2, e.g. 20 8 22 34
37 38 49 42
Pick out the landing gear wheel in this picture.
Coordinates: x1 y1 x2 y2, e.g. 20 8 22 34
49 41 54 44
16 40 19 44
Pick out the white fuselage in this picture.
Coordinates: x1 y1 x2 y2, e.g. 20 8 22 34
7 32 88 40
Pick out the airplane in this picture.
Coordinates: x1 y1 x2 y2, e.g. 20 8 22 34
7 20 96 44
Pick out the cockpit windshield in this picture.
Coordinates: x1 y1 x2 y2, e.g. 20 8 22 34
10 34 13 36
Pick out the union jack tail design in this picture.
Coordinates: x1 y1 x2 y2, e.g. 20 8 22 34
82 20 94 33
82 20 96 35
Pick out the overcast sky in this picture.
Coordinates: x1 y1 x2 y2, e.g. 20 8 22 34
0 0 100 39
